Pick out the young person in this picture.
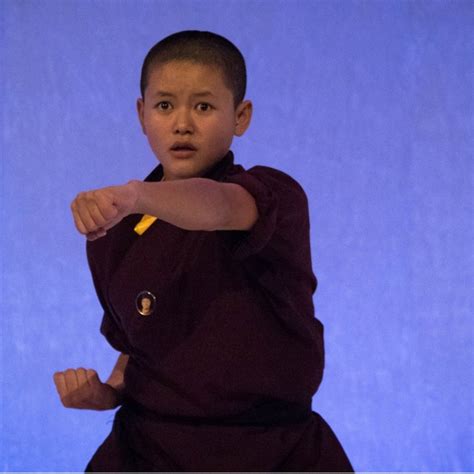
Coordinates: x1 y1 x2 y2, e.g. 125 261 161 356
53 30 353 471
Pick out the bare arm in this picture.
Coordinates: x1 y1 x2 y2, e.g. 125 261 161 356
132 179 258 231
105 353 129 393
53 353 129 410
71 178 258 240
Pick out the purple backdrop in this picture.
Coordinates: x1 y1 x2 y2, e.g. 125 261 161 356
2 0 473 470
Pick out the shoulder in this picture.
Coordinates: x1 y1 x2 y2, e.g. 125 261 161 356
250 165 307 193
225 164 308 203
222 164 310 235
239 166 310 221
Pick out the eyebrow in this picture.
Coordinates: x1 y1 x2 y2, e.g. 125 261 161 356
153 90 216 98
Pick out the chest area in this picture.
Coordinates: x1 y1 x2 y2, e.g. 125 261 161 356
93 220 243 358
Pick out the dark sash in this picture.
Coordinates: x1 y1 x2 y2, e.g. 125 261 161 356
122 397 312 427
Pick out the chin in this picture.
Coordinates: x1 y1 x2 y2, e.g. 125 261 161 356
165 166 202 181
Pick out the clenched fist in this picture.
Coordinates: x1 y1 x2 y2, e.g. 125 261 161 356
53 368 121 410
71 182 140 241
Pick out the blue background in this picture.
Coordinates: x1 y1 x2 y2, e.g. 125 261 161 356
1 0 473 471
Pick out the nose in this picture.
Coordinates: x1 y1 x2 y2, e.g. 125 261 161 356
173 107 194 135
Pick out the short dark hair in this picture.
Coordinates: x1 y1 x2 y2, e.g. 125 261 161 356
140 31 246 107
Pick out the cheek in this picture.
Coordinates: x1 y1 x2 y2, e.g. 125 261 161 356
146 134 161 152
144 122 166 149
206 119 234 144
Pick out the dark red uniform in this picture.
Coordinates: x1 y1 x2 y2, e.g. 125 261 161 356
85 152 353 471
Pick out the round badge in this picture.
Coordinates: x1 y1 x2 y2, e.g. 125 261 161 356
136 291 156 316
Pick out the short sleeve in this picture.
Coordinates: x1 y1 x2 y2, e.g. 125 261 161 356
221 166 309 261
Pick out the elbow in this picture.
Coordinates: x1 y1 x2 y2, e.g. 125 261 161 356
218 183 258 231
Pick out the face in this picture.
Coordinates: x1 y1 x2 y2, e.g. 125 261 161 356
137 61 252 180
141 298 151 312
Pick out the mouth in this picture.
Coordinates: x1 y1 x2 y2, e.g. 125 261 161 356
169 142 197 159
170 142 197 151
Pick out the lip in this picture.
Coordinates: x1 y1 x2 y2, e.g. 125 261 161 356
170 149 197 159
170 141 197 150
169 142 198 159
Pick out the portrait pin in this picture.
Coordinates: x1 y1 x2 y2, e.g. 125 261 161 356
136 291 156 316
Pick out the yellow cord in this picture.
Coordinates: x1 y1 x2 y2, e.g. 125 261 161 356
134 214 158 235
133 175 164 235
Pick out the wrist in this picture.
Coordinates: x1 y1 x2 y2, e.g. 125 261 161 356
126 180 143 215
104 383 124 409
111 388 125 408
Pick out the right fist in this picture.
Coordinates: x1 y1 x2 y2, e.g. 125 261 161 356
70 182 139 241
53 368 120 411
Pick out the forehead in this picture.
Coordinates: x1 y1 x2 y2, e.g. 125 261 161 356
146 60 232 99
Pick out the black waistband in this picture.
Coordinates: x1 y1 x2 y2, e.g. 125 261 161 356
121 398 312 427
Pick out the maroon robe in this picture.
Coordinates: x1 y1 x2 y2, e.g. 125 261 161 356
85 152 353 471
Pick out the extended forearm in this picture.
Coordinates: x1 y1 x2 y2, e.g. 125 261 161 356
70 176 256 240
130 178 230 231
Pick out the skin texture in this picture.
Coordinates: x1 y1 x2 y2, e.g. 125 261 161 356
55 61 257 410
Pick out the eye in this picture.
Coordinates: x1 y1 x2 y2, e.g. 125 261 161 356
196 103 213 112
155 101 172 111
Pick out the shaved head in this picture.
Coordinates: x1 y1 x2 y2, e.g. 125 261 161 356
140 31 247 108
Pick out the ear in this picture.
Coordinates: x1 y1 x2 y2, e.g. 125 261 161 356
136 98 146 135
234 100 253 137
